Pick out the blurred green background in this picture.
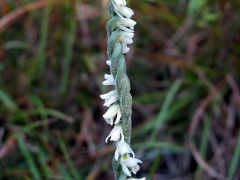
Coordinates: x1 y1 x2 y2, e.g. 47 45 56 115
0 0 240 179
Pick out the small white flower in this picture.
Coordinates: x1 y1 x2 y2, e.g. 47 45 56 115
119 31 134 53
118 24 134 33
100 90 118 107
120 34 133 45
113 5 134 19
120 31 134 39
105 125 124 143
106 60 111 66
103 104 121 125
126 178 146 180
102 74 115 86
118 18 136 29
114 140 135 161
118 6 134 18
103 95 118 107
120 154 143 176
100 90 116 100
113 0 126 6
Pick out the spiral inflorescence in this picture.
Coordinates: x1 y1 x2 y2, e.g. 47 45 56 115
100 0 145 180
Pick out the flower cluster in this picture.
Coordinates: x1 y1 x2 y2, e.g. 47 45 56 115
100 0 145 179
112 0 136 54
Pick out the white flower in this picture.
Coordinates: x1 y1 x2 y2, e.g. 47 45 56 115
118 18 136 30
120 154 143 176
113 4 134 19
118 6 134 18
120 31 134 39
103 104 121 125
100 90 116 100
104 95 117 107
126 178 146 180
120 33 133 45
100 90 118 107
118 24 134 33
114 140 135 161
113 0 126 6
102 74 115 86
122 43 130 54
119 29 134 54
105 125 124 143
106 60 111 66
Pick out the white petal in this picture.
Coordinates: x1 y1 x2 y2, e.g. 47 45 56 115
104 74 113 79
118 24 134 33
103 104 119 121
104 117 114 125
105 131 113 143
114 148 119 161
113 0 126 6
120 161 131 176
131 164 140 174
119 18 136 29
120 33 133 45
124 37 133 44
121 31 134 39
109 118 114 125
100 90 116 100
102 79 115 85
106 60 111 66
104 95 118 107
118 6 134 18
114 108 122 124
123 157 142 167
117 141 135 157
110 125 122 141
103 74 115 85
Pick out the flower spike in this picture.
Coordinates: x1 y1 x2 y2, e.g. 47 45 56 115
101 0 144 179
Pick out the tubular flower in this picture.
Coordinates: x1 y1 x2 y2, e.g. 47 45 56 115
103 74 115 86
101 0 144 179
117 6 134 18
105 125 124 143
100 90 118 107
114 140 135 161
103 104 121 125
120 153 143 176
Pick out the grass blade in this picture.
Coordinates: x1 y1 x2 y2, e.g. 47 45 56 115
150 79 182 140
148 150 161 180
56 160 72 180
58 136 81 180
17 135 41 180
194 115 211 180
60 3 76 94
227 130 240 180
36 4 51 75
0 89 17 111
37 147 53 178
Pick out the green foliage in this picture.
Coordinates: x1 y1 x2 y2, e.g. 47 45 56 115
0 89 17 111
188 0 206 16
17 136 41 180
228 130 240 180
60 3 77 94
36 4 51 75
